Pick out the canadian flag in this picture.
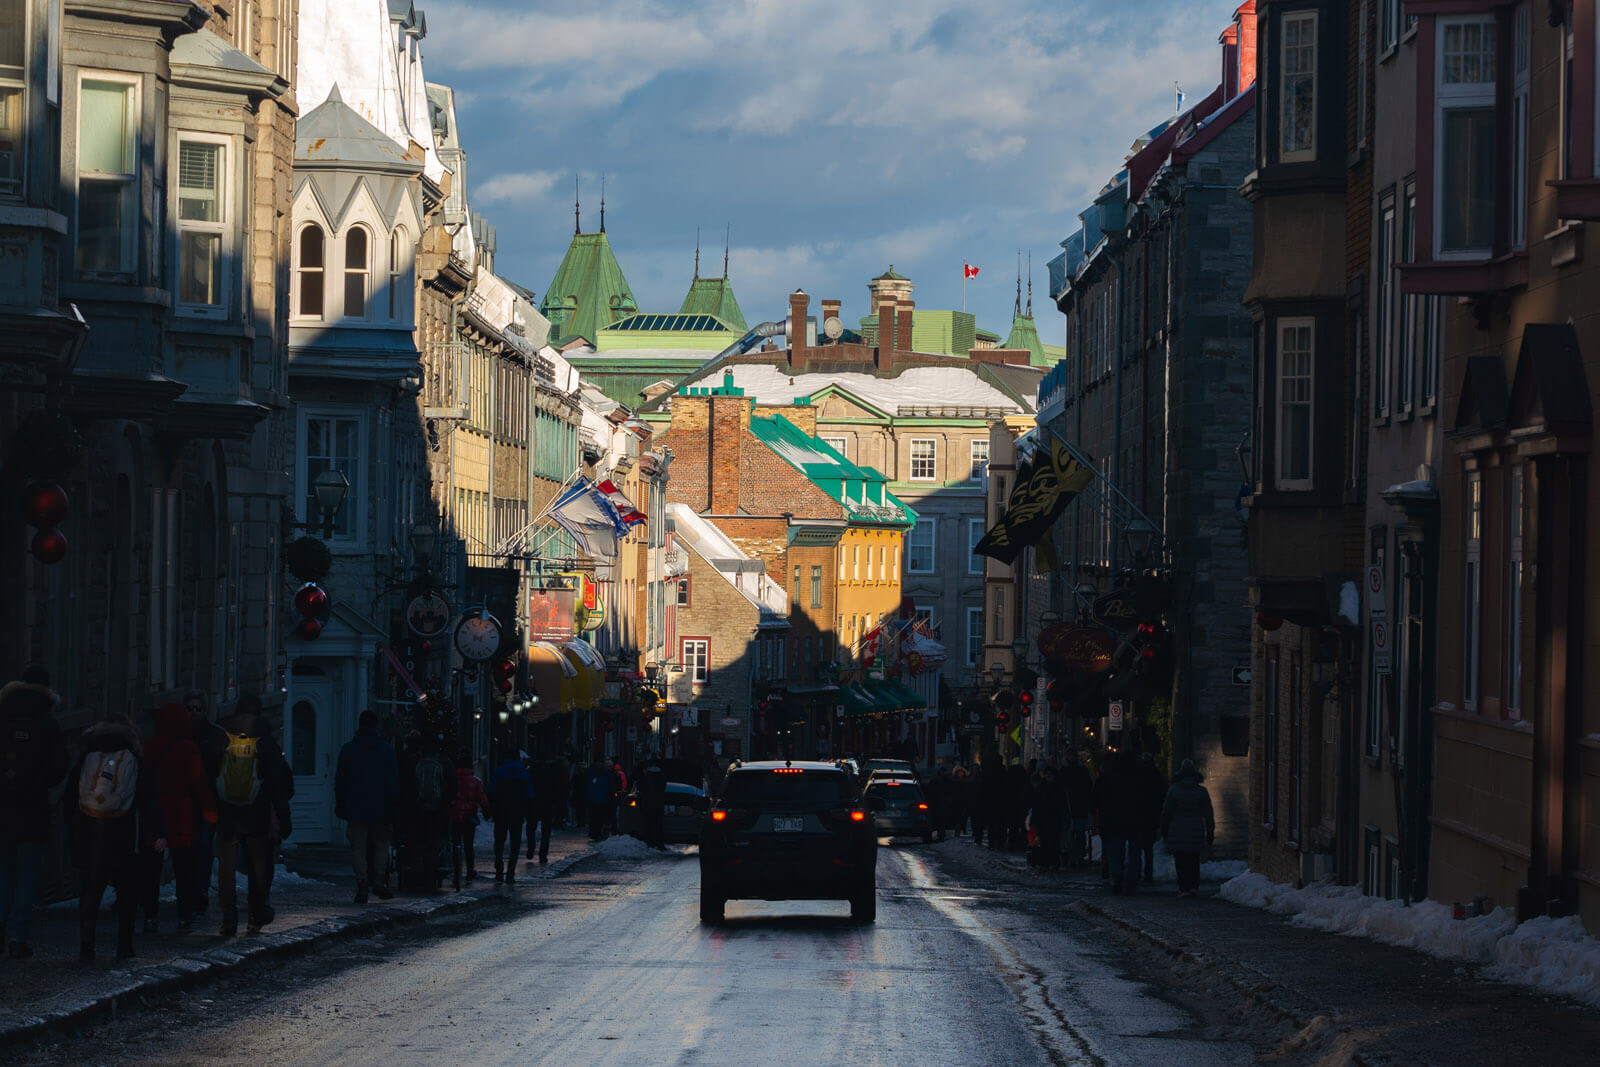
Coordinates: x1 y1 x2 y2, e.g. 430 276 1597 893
964 263 980 279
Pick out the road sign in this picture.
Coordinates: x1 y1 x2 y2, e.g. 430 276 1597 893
1231 666 1252 686
1372 618 1392 674
1366 564 1385 618
1107 700 1125 731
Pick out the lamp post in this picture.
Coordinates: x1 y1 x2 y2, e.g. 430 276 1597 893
1123 517 1159 567
310 469 350 539
409 522 438 570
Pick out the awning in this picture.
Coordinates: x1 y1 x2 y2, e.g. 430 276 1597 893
840 683 880 717
561 638 607 711
879 679 927 709
527 641 576 722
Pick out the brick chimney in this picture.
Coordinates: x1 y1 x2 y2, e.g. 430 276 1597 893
875 293 897 371
706 370 749 515
1236 1 1257 92
1221 24 1239 99
820 299 841 342
895 298 914 355
788 289 809 370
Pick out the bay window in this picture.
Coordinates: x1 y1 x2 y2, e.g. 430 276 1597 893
1436 17 1497 257
296 224 325 318
1399 183 1416 414
1376 192 1396 420
176 139 226 312
301 411 362 542
344 226 369 318
1276 318 1315 489
77 77 138 275
0 0 23 198
1280 11 1318 162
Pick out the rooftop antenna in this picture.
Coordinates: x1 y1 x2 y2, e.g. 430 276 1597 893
723 224 730 277
574 175 580 235
1027 252 1033 317
599 173 606 233
693 226 701 279
1014 250 1022 317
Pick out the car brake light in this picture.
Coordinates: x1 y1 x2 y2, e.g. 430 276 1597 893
917 803 929 810
849 810 866 822
710 810 728 822
772 768 804 774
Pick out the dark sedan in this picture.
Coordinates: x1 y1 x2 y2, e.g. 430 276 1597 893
862 779 933 843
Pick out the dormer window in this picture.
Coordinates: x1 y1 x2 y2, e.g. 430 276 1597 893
344 226 369 319
296 223 325 318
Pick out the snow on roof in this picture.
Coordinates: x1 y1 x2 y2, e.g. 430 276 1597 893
668 504 787 617
694 364 1022 416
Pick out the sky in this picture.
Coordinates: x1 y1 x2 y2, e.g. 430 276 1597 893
419 0 1242 346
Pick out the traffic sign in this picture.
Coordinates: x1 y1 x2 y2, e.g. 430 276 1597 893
1231 666 1252 686
1366 564 1385 618
1108 700 1125 731
1372 618 1392 674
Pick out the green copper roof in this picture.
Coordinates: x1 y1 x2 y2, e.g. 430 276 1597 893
678 277 747 332
872 265 909 281
1003 313 1045 362
538 232 638 347
749 414 916 528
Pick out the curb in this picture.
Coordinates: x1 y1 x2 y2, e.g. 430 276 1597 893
0 844 601 1050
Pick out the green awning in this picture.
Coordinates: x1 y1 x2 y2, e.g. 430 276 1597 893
841 684 878 717
879 679 927 710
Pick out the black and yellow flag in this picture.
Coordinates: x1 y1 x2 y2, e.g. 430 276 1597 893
974 439 1094 566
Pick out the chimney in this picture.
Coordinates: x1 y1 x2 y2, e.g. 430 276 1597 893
820 299 841 342
1221 24 1239 100
788 289 809 369
1236 2 1257 91
875 294 897 371
895 298 914 355
707 371 750 515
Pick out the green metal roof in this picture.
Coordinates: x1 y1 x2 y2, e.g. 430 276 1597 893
606 313 731 333
1002 313 1045 362
872 265 909 281
538 231 638 347
749 414 916 528
677 276 747 332
859 309 978 357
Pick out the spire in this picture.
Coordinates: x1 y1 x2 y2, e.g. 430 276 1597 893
599 173 606 233
574 174 580 235
694 226 701 280
723 224 730 278
1014 250 1022 318
1026 251 1033 317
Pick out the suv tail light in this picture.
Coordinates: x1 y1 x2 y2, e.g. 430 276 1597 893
710 810 728 822
850 810 867 822
916 802 929 811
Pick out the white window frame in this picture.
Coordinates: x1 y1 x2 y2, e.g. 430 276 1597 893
388 227 409 321
1435 15 1498 259
1279 10 1318 163
293 221 327 320
1464 470 1483 710
0 0 27 199
1276 317 1315 490
907 519 935 573
1376 192 1396 421
1380 0 1400 55
173 132 231 317
343 224 371 320
965 606 983 667
968 518 985 575
909 437 938 481
681 638 709 685
296 406 367 548
969 437 990 482
1398 184 1416 415
1511 3 1530 250
75 72 140 277
820 434 848 459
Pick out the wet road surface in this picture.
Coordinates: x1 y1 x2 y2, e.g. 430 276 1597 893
23 843 1258 1066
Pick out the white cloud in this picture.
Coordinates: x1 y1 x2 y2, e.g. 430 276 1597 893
475 170 563 205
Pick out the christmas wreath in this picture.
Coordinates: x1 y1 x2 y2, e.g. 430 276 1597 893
285 536 333 582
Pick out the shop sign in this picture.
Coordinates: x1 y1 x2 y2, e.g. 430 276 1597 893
527 586 575 642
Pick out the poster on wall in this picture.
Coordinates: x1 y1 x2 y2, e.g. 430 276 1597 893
527 586 576 642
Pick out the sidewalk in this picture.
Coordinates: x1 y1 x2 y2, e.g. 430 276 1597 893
0 827 598 1048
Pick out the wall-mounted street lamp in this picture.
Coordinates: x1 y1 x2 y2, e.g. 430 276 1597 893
988 661 1006 688
1123 518 1159 565
409 521 439 564
310 469 350 539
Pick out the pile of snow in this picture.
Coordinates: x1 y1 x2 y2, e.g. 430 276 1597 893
1220 872 1600 1007
593 835 659 860
1147 841 1248 884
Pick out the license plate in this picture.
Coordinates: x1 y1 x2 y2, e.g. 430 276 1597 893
675 805 693 817
773 817 804 833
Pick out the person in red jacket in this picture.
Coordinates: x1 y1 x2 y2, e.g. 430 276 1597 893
448 750 491 890
140 702 218 931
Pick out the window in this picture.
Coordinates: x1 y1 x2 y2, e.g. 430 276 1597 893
792 565 801 607
1364 826 1382 897
302 413 360 541
77 78 138 274
909 438 937 481
1464 470 1482 709
676 577 690 607
821 435 848 459
1289 654 1303 844
965 607 983 666
296 224 325 318
969 438 989 482
1264 650 1280 828
1436 17 1496 256
1398 185 1415 414
1418 294 1441 409
344 226 369 318
1376 193 1396 420
1280 11 1318 162
1506 465 1524 718
1276 318 1314 488
176 139 226 311
0 0 24 198
968 518 985 575
907 519 934 573
852 544 860 581
810 565 822 609
1511 3 1530 249
1380 0 1400 54
682 638 708 685
1367 531 1388 760
388 229 406 319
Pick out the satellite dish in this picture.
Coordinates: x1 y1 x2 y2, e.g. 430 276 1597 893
823 316 844 340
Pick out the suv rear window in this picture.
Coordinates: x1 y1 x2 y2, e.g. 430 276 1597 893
720 771 851 809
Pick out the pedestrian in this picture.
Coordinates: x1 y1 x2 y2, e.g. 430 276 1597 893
567 755 585 829
1161 759 1216 897
488 752 531 882
1094 747 1142 894
1004 758 1030 849
1133 752 1167 885
0 669 69 958
530 757 568 865
449 750 490 889
608 757 628 836
140 701 218 931
978 751 1006 848
949 766 970 837
213 698 292 935
637 759 666 850
334 709 398 904
1029 766 1068 871
1060 750 1094 870
185 690 227 917
398 733 454 891
584 756 612 841
65 716 165 961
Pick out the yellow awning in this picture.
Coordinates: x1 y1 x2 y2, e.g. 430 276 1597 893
527 641 577 722
561 639 606 711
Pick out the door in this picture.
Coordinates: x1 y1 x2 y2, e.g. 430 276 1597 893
286 678 337 843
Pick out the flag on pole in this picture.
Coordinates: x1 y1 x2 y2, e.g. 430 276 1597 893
546 479 625 560
596 479 646 528
964 263 980 279
974 438 1095 565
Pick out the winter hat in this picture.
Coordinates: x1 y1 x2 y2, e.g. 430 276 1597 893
1176 758 1199 781
0 680 56 718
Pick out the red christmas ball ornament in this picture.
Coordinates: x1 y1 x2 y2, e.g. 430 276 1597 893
294 583 328 617
1256 611 1284 632
296 617 323 640
30 526 67 565
22 481 69 528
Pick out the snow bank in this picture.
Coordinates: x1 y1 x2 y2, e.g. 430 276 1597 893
594 835 659 860
1219 872 1600 1007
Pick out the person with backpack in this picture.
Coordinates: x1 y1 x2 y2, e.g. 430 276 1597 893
398 733 454 891
335 710 398 903
526 757 567 866
448 750 490 889
213 701 291 936
185 691 227 917
65 716 164 961
488 753 532 883
0 669 70 959
140 702 218 932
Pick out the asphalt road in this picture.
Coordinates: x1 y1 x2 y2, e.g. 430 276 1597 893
23 843 1265 1066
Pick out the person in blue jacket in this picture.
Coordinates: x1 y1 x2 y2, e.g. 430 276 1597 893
488 754 532 883
334 710 398 904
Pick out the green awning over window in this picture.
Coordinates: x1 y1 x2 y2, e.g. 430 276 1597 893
878 679 927 709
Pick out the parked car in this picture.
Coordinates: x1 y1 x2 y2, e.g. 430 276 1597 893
862 769 918 793
621 758 710 845
699 760 878 924
861 779 933 843
859 757 918 782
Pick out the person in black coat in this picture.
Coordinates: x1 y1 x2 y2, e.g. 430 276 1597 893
1094 748 1143 894
66 717 165 961
1029 767 1069 871
1059 750 1094 869
1133 753 1168 885
978 751 1006 849
0 674 69 958
213 704 292 935
1161 759 1216 896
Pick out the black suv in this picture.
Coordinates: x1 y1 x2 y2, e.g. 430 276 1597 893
699 760 878 924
